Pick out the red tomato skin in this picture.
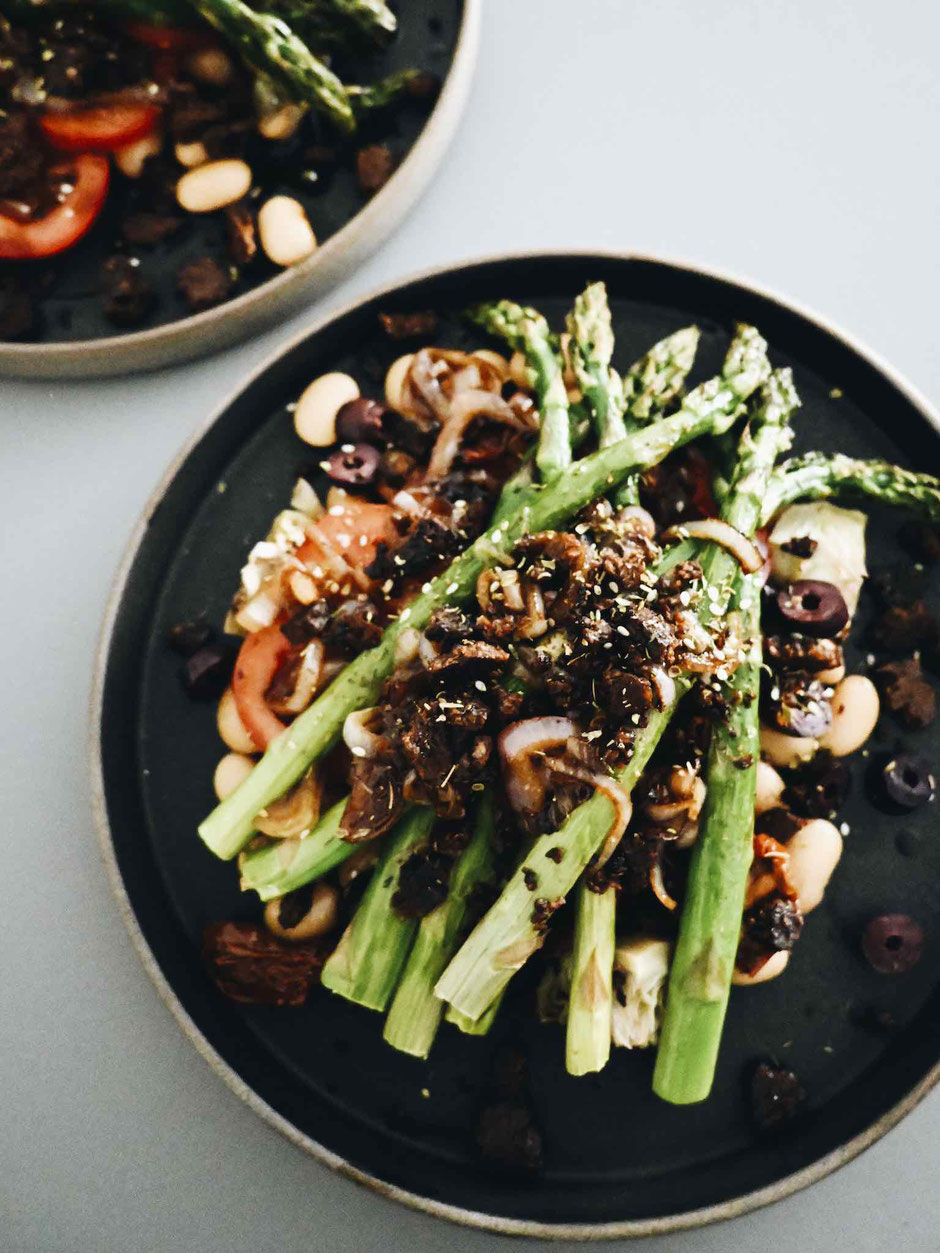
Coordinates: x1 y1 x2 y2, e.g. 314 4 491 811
0 154 110 260
232 626 291 751
304 499 398 573
40 104 160 153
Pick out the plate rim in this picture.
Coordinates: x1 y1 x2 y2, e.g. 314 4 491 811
89 247 940 1239
0 0 481 381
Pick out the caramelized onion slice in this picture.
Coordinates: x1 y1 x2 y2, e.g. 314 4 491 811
549 758 633 869
498 716 579 813
255 768 322 839
426 388 532 479
663 518 763 573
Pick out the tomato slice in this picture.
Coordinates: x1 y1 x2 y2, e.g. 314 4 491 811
40 103 160 153
0 154 109 260
232 625 291 751
306 498 399 573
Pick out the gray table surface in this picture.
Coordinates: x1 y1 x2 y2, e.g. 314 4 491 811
4 1 940 1249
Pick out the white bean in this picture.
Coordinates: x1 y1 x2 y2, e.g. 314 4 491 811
114 129 162 178
258 195 317 268
258 103 306 141
176 158 252 213
384 353 414 410
294 372 359 446
187 46 234 86
213 752 254 800
760 724 819 770
732 951 790 985
174 140 209 169
755 760 786 814
264 882 339 941
216 688 256 754
818 674 879 758
786 818 843 912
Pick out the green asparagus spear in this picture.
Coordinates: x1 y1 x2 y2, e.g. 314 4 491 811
762 452 940 525
467 300 572 484
651 570 761 1104
614 325 701 506
621 326 701 423
654 447 940 1102
348 69 430 113
566 282 625 448
320 807 435 1010
321 0 395 40
446 997 500 1036
565 884 616 1075
200 324 769 861
383 796 497 1058
435 367 797 1023
185 0 356 132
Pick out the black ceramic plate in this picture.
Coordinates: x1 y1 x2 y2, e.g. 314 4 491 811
1 0 477 378
92 253 940 1238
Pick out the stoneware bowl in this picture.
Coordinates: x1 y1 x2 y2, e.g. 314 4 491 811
0 0 479 380
91 252 940 1237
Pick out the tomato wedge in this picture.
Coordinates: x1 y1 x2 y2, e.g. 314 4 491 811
232 625 292 751
302 498 399 575
40 103 160 153
0 154 109 260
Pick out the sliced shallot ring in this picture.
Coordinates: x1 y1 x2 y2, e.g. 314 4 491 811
343 706 381 758
549 760 633 869
645 797 692 825
426 388 531 479
498 716 579 813
649 666 676 709
518 581 548 639
650 861 678 910
662 518 763 573
267 639 324 715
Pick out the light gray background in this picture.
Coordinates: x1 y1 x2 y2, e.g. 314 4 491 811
3 1 939 1249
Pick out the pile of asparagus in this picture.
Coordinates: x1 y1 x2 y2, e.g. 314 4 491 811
6 0 421 134
199 282 940 1102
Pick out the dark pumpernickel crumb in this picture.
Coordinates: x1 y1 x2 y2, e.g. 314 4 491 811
476 1104 543 1173
177 255 232 312
225 202 258 266
101 255 155 328
749 1060 806 1131
379 309 439 340
122 211 183 247
356 143 396 196
874 656 936 729
0 274 35 341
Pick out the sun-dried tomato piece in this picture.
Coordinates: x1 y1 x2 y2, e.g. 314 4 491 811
202 921 325 1007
